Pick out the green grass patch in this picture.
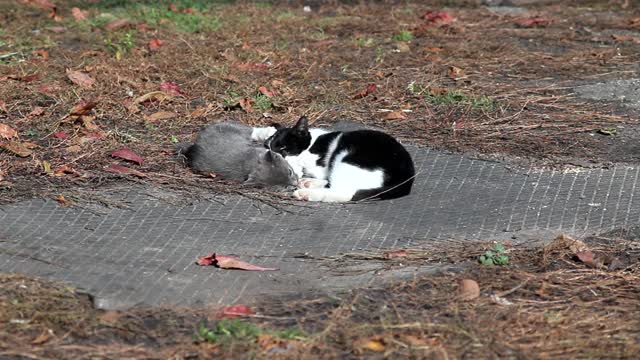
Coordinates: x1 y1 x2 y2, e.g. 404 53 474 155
253 94 273 111
393 30 413 42
104 30 136 57
421 88 495 110
197 319 305 345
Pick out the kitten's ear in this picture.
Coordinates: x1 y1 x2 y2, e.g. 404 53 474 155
270 122 283 130
293 116 309 133
264 150 274 163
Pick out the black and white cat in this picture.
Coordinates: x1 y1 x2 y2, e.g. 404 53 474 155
259 116 415 202
179 122 298 189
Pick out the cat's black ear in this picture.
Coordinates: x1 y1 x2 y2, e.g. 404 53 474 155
293 116 309 133
270 122 283 130
264 150 274 163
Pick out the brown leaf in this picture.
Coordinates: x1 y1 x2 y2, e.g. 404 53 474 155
46 26 66 33
66 69 95 88
0 124 18 139
111 148 143 165
352 83 377 99
258 86 275 97
105 19 133 31
239 98 254 113
81 116 99 131
196 253 278 271
211 304 255 319
516 17 551 28
457 279 480 301
32 49 49 60
31 330 53 345
448 66 465 79
148 38 163 51
0 100 7 113
134 91 171 104
54 194 73 207
99 311 121 325
28 107 45 117
384 111 407 121
69 101 97 116
104 164 148 178
611 34 640 43
53 165 82 177
190 107 208 118
159 81 185 97
37 83 61 94
144 111 176 122
355 337 386 353
1 141 33 157
383 249 408 259
71 7 88 21
575 250 603 268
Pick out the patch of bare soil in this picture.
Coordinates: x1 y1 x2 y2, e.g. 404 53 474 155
0 234 638 359
1 1 640 204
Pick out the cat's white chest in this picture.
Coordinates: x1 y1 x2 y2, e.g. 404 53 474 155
286 151 325 179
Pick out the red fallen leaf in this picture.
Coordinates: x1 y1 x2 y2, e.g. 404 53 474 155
159 81 185 97
383 249 408 259
196 253 279 271
52 131 68 140
85 132 105 140
37 83 60 94
32 49 49 60
258 86 275 97
69 101 97 116
422 11 455 24
71 7 88 21
66 69 95 88
238 98 254 113
352 83 377 99
0 124 18 139
28 107 45 117
148 38 163 51
105 19 133 31
575 250 602 268
46 26 66 33
111 148 143 165
212 304 255 319
516 17 551 28
104 164 147 178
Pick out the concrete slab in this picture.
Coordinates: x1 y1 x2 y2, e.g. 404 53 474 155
575 79 640 109
1 147 639 309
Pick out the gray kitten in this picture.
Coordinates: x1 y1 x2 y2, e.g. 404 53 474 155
180 122 298 188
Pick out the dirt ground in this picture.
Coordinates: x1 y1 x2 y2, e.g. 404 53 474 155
1 0 640 358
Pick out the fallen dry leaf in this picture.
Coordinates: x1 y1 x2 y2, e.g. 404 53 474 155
69 101 97 116
355 337 386 353
353 83 377 99
66 69 95 88
1 141 33 157
54 194 73 207
31 330 53 345
517 17 551 28
104 164 147 178
0 100 7 113
575 250 603 269
53 165 82 177
196 253 278 271
383 249 408 258
99 310 121 325
384 111 407 121
258 86 275 97
105 19 133 31
422 10 455 24
239 98 254 113
32 49 49 60
148 38 163 51
448 66 465 79
0 124 18 139
190 107 208 118
457 279 480 301
80 116 99 131
28 107 45 117
134 91 171 104
111 148 143 165
611 34 640 43
71 7 88 21
211 304 255 319
159 81 185 97
144 111 176 122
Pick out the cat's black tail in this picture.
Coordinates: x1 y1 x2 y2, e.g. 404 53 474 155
351 177 415 201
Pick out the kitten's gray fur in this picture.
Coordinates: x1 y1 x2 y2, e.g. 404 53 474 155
179 122 298 189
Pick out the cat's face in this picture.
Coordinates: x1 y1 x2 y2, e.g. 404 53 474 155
247 150 299 189
264 116 311 157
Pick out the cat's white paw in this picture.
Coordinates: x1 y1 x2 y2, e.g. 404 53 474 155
299 178 328 189
293 189 311 201
250 127 277 142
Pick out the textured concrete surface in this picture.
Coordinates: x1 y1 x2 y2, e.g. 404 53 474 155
1 146 639 309
575 79 640 109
